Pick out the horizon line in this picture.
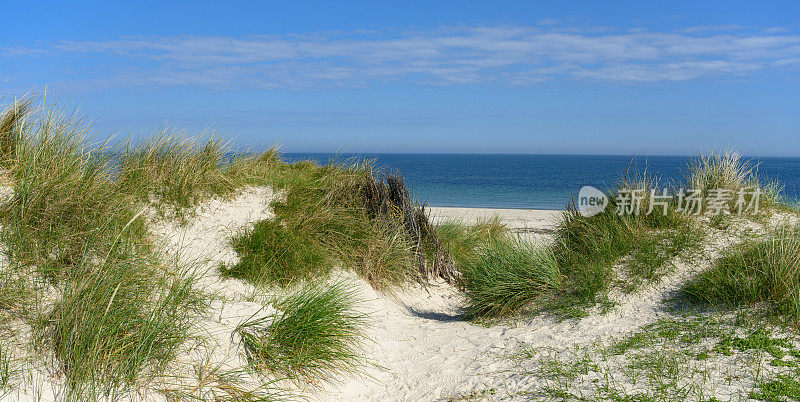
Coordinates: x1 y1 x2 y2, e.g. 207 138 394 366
242 150 800 159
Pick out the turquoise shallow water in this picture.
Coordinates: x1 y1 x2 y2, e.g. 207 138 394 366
283 153 800 210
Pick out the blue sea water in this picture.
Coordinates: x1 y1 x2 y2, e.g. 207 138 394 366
283 153 800 210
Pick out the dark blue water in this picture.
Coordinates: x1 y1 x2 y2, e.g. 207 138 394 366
283 153 800 210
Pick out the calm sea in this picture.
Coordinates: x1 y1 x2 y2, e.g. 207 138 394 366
283 153 800 210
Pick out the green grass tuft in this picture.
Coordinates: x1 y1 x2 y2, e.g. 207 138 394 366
436 217 509 267
0 107 150 277
221 218 330 286
236 281 367 383
751 374 800 401
0 101 205 399
690 149 756 196
684 224 800 325
39 257 202 400
0 341 17 395
555 191 701 306
689 149 785 212
714 329 794 358
458 237 561 318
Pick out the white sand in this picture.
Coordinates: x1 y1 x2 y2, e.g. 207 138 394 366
427 206 561 230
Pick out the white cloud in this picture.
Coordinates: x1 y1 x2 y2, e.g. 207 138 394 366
4 25 800 90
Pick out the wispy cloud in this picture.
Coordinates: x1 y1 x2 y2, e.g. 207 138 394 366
3 25 800 90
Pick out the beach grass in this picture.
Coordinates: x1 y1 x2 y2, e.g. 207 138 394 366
0 340 17 395
0 99 392 398
0 270 28 314
0 101 205 399
458 237 561 318
440 171 704 317
0 106 150 276
684 224 800 325
554 187 701 306
690 149 756 196
689 149 785 212
436 217 509 267
222 218 331 286
0 98 29 166
224 146 283 186
221 158 453 289
114 132 287 221
115 130 237 218
550 148 792 307
3 96 800 400
236 281 367 383
39 256 202 400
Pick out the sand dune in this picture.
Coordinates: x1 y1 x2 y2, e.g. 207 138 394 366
4 186 794 400
147 189 760 401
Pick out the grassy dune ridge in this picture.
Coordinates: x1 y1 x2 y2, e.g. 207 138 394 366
221 157 456 289
1 98 799 400
0 101 209 399
0 98 451 398
443 171 706 319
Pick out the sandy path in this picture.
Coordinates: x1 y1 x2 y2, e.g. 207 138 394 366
317 255 706 400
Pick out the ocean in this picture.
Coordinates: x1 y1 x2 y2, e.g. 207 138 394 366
283 153 800 210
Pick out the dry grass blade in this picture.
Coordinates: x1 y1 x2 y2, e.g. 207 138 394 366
0 98 31 164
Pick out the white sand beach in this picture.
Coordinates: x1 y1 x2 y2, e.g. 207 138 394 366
427 207 562 243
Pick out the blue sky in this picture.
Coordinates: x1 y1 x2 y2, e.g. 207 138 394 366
2 1 800 155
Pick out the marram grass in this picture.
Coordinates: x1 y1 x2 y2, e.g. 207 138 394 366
236 281 367 383
0 99 385 398
221 158 437 290
0 98 30 165
0 105 150 276
116 130 235 218
436 217 509 267
554 171 702 306
685 224 800 325
39 255 203 400
221 218 330 286
0 340 17 395
3 96 800 400
0 100 205 399
689 148 785 211
458 237 561 318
